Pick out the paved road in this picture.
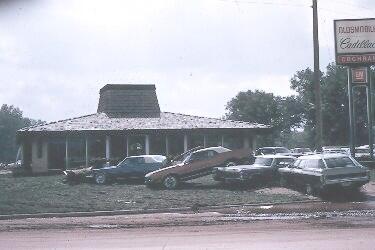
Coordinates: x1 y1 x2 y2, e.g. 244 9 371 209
1 218 375 250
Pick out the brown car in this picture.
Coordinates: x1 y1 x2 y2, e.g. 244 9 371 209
145 146 252 189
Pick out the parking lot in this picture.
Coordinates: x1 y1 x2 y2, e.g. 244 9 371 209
0 172 316 215
0 167 375 216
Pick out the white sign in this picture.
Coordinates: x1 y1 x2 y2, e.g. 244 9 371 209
334 18 375 65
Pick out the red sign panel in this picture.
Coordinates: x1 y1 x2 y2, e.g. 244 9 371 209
338 54 375 64
351 67 368 84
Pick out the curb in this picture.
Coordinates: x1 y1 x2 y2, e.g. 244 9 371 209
0 199 322 220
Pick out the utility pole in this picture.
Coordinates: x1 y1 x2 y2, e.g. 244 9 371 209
312 0 322 151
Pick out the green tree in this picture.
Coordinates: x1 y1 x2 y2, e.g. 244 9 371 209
0 104 42 163
290 63 370 147
225 90 304 146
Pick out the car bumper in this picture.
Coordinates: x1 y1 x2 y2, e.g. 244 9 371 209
323 176 370 188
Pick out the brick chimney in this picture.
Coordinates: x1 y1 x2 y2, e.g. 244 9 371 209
97 84 161 117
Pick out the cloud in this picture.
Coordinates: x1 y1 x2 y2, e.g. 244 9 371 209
0 0 373 121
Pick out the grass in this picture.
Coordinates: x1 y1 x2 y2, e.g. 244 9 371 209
0 174 309 215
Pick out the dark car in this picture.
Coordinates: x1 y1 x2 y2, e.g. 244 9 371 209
278 154 370 195
93 155 167 184
255 147 291 156
213 155 295 185
145 147 252 189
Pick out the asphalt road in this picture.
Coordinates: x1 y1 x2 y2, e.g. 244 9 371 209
1 218 375 250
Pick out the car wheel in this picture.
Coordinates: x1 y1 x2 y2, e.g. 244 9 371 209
279 176 287 187
95 172 107 185
305 184 314 195
225 161 236 167
163 175 179 189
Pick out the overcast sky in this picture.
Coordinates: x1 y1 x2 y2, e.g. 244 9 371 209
0 0 374 122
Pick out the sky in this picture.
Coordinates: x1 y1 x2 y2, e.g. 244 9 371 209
0 0 374 122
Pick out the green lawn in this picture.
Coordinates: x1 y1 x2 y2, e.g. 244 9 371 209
0 174 308 215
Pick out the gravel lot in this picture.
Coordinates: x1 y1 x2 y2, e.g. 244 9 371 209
0 174 311 215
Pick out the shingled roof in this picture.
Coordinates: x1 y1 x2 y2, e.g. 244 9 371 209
19 112 269 132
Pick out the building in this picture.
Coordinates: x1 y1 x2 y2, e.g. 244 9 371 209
17 84 270 173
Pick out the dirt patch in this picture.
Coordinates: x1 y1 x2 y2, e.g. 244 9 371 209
0 174 310 215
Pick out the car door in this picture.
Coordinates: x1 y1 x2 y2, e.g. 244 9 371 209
181 150 217 179
273 158 295 180
283 159 302 186
117 157 145 178
142 157 163 176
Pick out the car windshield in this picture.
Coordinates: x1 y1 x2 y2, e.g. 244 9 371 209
254 157 273 166
324 157 357 168
149 155 167 162
275 148 291 153
119 157 145 165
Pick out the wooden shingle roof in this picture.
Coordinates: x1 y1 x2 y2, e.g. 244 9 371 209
19 112 270 132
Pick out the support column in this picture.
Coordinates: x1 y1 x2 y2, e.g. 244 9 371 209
105 135 111 161
203 135 207 148
252 136 257 151
243 136 250 149
126 136 129 157
65 137 69 170
367 67 373 159
221 135 225 147
145 135 150 155
183 134 188 152
165 135 169 156
85 136 89 167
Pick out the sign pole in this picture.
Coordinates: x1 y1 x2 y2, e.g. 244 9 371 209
312 0 322 151
348 68 355 157
367 67 374 159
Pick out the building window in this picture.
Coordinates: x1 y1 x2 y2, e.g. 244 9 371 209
37 140 43 158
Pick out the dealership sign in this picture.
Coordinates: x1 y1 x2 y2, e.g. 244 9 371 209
334 18 375 65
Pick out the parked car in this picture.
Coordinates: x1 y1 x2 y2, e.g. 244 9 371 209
212 155 296 185
278 154 370 195
290 148 313 156
322 146 350 155
145 146 252 189
255 147 291 156
92 155 167 184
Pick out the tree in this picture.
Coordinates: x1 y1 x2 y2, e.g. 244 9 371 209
290 63 370 147
0 104 42 163
225 90 304 147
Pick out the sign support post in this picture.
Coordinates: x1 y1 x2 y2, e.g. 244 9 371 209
367 67 373 159
347 68 355 157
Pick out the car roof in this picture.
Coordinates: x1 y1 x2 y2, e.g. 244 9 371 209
258 147 288 149
127 155 165 158
194 146 230 153
298 153 349 160
256 155 295 159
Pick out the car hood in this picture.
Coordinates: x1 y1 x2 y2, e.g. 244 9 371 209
99 165 117 171
145 163 183 177
225 164 271 171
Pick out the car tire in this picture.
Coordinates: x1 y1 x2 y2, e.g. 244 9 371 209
163 175 179 189
305 184 314 195
225 161 236 168
95 172 107 185
279 176 287 187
